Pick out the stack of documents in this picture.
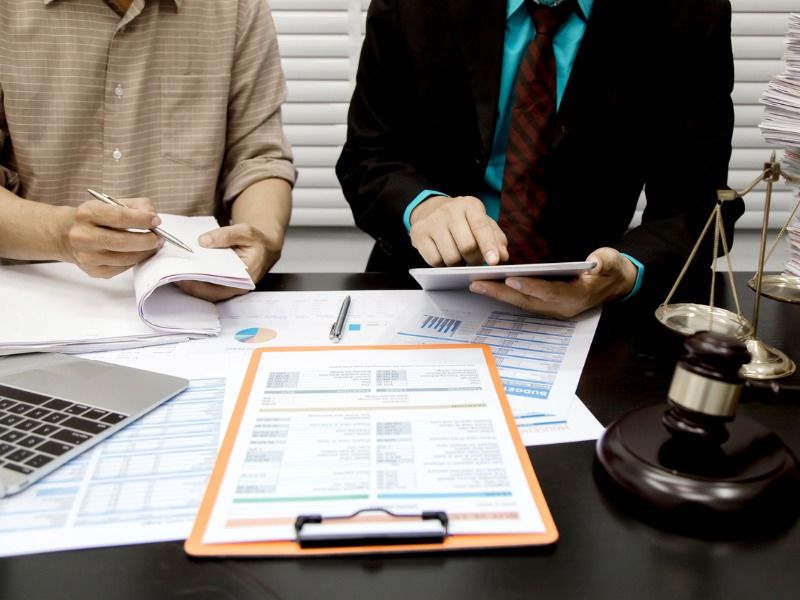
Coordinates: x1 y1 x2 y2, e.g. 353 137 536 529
782 202 800 276
759 13 800 276
760 13 800 175
0 215 253 355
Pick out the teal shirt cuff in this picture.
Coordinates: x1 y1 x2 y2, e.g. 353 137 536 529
403 190 450 232
618 253 644 302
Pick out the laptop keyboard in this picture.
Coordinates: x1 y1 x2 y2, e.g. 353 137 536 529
0 383 128 477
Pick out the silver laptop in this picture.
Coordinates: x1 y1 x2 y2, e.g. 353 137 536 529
0 353 187 497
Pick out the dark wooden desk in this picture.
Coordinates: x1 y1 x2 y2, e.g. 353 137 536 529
2 273 799 600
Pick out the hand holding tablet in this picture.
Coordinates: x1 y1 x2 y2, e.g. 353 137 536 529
409 261 596 291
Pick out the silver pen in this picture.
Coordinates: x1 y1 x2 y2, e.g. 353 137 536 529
329 295 351 343
87 188 194 253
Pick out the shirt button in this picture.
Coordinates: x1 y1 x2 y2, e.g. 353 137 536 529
114 84 124 97
112 148 123 161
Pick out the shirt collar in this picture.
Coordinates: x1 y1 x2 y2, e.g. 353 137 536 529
507 0 593 22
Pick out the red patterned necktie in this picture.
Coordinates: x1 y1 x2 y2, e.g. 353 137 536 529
498 0 574 264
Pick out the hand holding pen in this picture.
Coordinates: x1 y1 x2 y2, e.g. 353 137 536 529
87 189 193 253
58 191 169 279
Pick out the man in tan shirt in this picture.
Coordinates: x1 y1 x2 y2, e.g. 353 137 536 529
0 0 296 301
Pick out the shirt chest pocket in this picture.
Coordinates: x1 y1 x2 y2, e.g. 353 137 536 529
161 74 231 169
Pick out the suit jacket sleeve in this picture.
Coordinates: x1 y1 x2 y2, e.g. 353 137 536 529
335 0 438 260
615 0 743 304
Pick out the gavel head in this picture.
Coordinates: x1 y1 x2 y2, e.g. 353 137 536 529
662 331 751 444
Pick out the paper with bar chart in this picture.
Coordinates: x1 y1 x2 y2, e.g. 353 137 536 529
390 292 603 446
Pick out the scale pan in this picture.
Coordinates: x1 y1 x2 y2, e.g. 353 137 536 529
747 274 800 304
655 303 753 341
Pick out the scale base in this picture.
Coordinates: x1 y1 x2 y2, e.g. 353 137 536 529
740 338 796 380
595 405 800 535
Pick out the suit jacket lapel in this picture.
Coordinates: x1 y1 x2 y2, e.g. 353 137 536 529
447 0 506 155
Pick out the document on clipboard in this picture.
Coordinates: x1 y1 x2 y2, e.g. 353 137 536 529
185 344 558 556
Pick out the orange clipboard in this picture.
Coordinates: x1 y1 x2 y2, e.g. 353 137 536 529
185 344 558 557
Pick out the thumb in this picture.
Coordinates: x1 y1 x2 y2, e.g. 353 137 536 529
198 227 233 249
585 247 621 275
585 250 606 275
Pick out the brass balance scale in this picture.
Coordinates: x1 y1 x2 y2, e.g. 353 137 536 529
655 151 800 380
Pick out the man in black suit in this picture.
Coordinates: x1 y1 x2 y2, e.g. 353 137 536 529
336 0 743 318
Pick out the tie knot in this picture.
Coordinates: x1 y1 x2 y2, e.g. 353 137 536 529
527 0 574 37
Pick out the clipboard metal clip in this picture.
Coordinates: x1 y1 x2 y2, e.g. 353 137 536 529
294 507 449 548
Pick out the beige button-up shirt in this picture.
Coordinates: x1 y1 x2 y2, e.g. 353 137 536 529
0 0 295 222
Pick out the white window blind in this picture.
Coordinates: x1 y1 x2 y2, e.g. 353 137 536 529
271 0 363 226
275 0 797 230
728 0 797 230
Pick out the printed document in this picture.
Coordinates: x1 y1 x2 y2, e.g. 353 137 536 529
0 289 601 557
387 291 603 445
168 290 603 446
199 345 548 546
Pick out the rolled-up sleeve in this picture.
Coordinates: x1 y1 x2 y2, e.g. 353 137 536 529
220 0 296 207
0 86 20 194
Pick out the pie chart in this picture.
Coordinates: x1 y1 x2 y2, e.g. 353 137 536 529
234 327 278 344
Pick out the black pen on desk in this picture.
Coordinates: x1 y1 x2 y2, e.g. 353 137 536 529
329 295 351 343
86 188 194 253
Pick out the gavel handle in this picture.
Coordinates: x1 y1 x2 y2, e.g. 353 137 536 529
742 379 800 403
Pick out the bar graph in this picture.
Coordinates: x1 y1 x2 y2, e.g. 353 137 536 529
420 314 463 335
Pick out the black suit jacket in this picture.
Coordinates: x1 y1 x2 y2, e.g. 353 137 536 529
336 0 744 305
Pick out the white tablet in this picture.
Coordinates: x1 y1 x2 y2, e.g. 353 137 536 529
409 261 596 291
